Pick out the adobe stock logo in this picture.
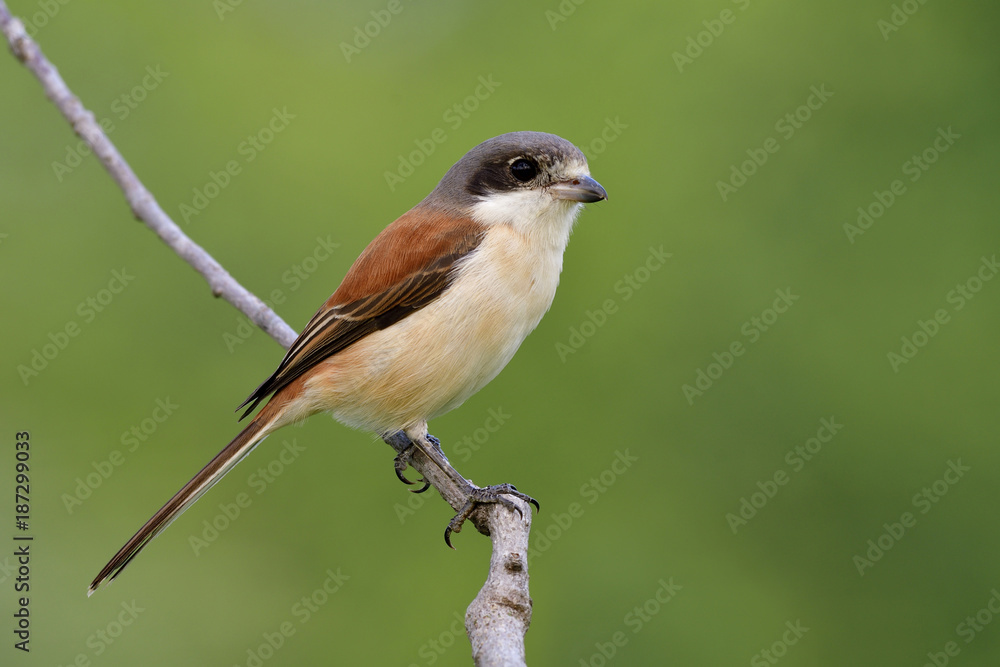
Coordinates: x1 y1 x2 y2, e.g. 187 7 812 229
339 0 413 63
726 417 843 534
877 0 931 40
189 439 306 556
383 75 502 192
545 0 591 31
528 449 638 563
852 459 970 576
17 268 136 386
62 397 180 514
716 85 834 202
682 288 799 404
672 0 753 73
555 246 671 363
577 577 682 667
51 66 169 182
179 107 295 224
232 567 349 667
844 127 960 244
921 587 1000 667
750 620 810 667
56 600 145 664
580 117 628 164
886 254 997 373
19 0 74 37
222 235 340 353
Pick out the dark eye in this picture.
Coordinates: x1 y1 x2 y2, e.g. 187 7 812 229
510 158 538 182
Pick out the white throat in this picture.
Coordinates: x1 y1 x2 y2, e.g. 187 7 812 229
469 189 584 251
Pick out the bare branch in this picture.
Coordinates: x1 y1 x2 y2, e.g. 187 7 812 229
383 437 533 665
2 4 533 663
0 5 296 348
466 498 533 667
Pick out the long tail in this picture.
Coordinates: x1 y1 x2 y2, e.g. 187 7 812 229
88 412 276 596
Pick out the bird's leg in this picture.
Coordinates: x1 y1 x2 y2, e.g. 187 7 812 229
405 433 539 548
382 431 430 493
383 431 539 546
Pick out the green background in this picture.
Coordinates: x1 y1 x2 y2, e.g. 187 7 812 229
2 1 999 665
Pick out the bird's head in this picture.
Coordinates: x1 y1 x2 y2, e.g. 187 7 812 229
425 131 607 247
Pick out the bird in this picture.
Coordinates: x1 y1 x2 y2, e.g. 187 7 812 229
89 130 607 595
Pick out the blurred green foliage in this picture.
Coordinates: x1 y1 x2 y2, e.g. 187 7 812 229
2 0 999 665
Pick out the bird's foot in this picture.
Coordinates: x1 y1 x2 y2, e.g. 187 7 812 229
389 433 442 494
444 483 539 548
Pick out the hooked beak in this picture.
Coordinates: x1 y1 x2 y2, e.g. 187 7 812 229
548 174 608 203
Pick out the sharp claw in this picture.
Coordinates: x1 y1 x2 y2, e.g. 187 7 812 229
444 526 456 549
411 480 430 494
393 444 419 485
395 466 416 485
508 484 539 512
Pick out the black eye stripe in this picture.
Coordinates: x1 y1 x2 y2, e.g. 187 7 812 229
465 153 549 197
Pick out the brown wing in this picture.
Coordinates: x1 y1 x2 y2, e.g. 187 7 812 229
237 207 485 419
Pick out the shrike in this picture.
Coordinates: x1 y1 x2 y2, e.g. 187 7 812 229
89 131 606 595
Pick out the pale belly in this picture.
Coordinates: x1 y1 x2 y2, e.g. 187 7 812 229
301 227 564 436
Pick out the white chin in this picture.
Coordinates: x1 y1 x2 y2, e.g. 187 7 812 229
471 190 582 245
